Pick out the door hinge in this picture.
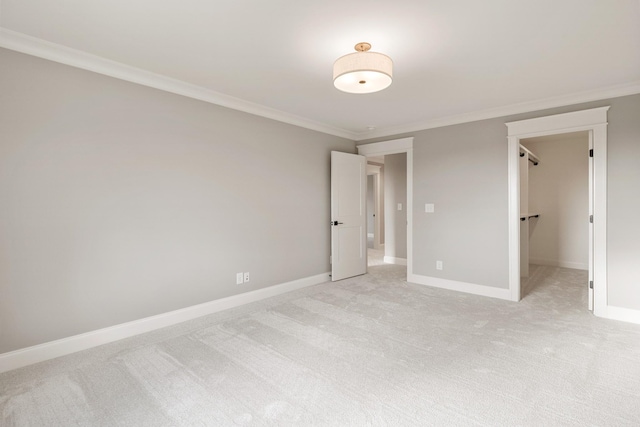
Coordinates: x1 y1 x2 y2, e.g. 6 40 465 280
589 149 593 158
589 280 594 289
589 215 593 223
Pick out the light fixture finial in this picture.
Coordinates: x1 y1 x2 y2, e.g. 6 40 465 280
354 42 371 52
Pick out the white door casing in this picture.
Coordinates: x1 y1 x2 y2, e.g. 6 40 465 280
331 151 367 281
506 107 608 316
366 163 383 250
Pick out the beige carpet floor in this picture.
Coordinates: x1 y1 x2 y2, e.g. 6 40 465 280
2 256 640 426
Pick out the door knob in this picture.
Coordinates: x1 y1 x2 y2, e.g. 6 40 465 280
332 221 344 226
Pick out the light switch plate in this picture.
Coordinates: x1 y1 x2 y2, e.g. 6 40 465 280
425 203 435 213
397 203 402 211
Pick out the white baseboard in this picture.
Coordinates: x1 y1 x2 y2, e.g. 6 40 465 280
529 258 588 270
601 305 640 325
384 256 407 266
0 272 330 374
408 273 512 301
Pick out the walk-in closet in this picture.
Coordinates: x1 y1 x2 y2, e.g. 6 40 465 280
519 131 590 296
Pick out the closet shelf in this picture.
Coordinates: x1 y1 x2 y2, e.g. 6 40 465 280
519 145 540 165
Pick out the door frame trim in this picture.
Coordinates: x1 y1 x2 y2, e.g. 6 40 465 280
358 137 414 274
366 164 383 250
506 107 609 316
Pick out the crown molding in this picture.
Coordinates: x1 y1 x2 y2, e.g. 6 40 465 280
0 28 358 140
355 80 640 141
2 28 639 143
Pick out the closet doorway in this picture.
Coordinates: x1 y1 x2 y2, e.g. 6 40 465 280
519 132 590 302
506 107 608 316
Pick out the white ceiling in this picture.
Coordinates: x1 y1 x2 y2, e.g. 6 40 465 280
1 1 639 140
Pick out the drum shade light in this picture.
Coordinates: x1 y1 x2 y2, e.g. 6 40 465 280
333 42 393 94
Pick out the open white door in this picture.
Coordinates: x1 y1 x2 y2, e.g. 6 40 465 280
588 131 594 311
331 151 367 281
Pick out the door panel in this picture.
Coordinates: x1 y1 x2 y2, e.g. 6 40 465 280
331 151 367 281
588 131 594 311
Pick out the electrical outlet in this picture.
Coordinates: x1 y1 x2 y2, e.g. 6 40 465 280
236 272 244 284
436 260 443 270
243 272 250 282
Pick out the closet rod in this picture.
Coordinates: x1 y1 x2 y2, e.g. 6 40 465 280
519 152 539 165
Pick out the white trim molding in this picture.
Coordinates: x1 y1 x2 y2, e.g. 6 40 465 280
358 137 414 157
529 258 588 271
366 164 384 250
603 306 640 326
384 256 407 266
356 82 640 141
506 107 609 318
0 272 330 374
3 28 639 142
0 28 356 140
408 274 512 301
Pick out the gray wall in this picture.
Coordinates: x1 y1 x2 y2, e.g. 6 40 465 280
605 94 640 309
383 153 407 259
0 48 354 354
411 119 509 287
359 93 640 311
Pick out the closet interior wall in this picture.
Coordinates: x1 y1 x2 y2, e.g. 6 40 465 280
522 135 589 271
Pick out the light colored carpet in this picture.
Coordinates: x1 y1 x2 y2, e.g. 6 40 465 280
2 259 640 426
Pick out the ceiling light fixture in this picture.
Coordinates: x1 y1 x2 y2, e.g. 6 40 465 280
333 42 393 94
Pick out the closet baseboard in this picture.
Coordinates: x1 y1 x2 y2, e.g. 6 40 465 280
384 256 407 266
529 258 588 270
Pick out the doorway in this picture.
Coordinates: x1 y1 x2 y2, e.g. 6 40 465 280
365 154 407 269
519 131 590 301
506 107 608 316
357 138 413 274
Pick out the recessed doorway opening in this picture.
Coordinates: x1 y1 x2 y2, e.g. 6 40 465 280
518 131 590 304
358 138 413 276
